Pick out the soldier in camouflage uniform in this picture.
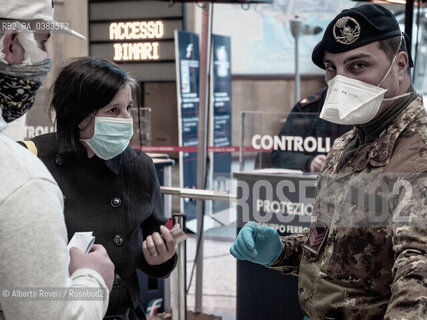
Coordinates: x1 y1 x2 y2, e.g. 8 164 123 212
231 4 427 320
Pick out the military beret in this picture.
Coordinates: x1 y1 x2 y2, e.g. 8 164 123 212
312 4 413 69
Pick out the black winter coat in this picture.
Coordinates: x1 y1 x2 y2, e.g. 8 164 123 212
31 133 177 317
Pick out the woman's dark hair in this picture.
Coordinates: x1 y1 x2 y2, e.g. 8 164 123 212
51 57 135 150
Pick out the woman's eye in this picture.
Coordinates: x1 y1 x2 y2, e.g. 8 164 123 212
108 108 118 114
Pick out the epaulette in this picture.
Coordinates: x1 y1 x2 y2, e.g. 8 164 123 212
299 92 323 108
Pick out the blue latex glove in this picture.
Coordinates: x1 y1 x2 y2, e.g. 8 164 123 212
230 221 283 266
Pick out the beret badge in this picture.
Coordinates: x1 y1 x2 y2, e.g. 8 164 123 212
333 16 361 45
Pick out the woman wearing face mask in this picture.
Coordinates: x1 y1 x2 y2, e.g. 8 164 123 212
26 57 177 319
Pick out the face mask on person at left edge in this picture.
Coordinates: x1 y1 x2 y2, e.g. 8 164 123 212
320 34 412 125
0 23 52 123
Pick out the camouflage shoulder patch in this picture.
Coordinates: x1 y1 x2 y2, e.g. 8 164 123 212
304 221 329 255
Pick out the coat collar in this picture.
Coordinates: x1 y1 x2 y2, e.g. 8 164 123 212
61 141 129 176
368 96 424 167
105 152 123 175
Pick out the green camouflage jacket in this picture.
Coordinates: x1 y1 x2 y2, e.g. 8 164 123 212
270 96 427 320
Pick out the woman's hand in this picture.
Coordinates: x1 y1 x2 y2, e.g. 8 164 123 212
142 224 178 265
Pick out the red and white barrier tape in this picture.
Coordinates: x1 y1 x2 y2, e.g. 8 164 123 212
132 145 271 153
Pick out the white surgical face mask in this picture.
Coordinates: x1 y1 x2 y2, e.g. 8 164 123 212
320 34 411 125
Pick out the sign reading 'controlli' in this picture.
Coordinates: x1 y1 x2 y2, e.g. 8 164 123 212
110 21 164 61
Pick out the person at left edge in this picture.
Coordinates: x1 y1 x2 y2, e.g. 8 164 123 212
22 57 178 319
0 1 117 320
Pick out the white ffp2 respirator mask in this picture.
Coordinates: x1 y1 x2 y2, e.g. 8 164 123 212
320 34 411 125
320 75 387 125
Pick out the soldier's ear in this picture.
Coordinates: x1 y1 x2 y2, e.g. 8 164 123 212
2 32 25 65
396 51 409 82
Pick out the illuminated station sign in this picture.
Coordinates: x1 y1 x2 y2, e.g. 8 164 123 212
109 21 164 61
89 0 183 80
89 18 180 63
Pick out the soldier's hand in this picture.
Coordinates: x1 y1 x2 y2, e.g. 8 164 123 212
229 221 283 266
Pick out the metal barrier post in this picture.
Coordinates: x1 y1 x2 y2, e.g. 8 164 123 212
171 213 187 320
195 2 213 312
161 187 236 318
